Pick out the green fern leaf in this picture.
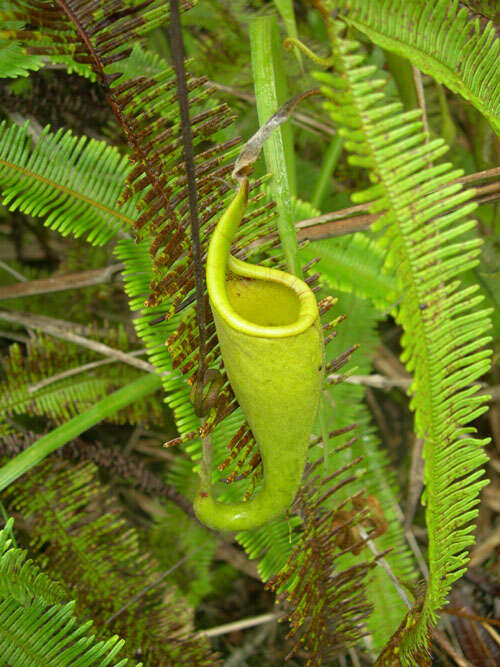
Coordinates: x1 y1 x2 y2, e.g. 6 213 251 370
316 19 492 661
0 330 163 426
0 519 129 666
0 517 66 606
0 121 136 244
149 504 217 607
0 598 128 666
332 0 500 135
2 459 215 665
0 41 42 78
292 195 398 308
0 0 168 63
316 292 416 650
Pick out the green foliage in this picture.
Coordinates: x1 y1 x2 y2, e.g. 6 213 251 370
0 373 163 493
273 0 303 69
332 0 500 135
0 0 168 63
237 513 302 582
149 503 217 607
302 233 397 309
0 41 42 78
0 517 66 605
292 196 397 308
1 458 215 665
0 518 129 666
0 121 136 245
315 290 416 650
115 237 193 429
266 460 378 666
0 0 496 663
317 18 492 660
0 599 128 666
0 329 163 427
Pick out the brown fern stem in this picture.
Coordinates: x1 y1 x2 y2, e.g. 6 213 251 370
55 0 180 232
168 0 207 401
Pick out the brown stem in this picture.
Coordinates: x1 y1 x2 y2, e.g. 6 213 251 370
169 0 208 404
0 264 123 300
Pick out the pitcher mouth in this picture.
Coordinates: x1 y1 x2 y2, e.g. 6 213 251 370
209 254 318 339
205 177 319 339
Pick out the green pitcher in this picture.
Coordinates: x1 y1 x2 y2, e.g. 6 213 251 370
194 178 325 531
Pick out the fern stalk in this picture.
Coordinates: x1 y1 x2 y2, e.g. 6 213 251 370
0 373 162 491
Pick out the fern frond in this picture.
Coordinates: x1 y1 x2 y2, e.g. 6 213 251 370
266 447 381 665
332 0 500 135
236 513 302 582
0 519 129 666
0 329 163 426
0 0 76 58
4 0 274 498
115 234 261 492
294 195 415 647
0 598 128 666
316 292 417 650
2 458 216 665
0 121 136 244
0 0 169 64
150 503 217 606
315 18 492 661
0 432 193 516
0 40 42 78
0 517 66 605
293 196 397 308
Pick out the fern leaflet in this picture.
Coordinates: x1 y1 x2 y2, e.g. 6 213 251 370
0 518 129 666
0 329 163 426
0 40 43 78
0 517 66 605
2 458 216 665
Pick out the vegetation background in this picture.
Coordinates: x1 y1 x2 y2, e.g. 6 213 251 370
0 0 498 665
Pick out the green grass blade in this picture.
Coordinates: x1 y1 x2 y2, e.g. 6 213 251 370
311 133 343 210
250 14 300 275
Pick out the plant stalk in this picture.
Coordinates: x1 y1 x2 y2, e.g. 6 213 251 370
250 14 301 276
